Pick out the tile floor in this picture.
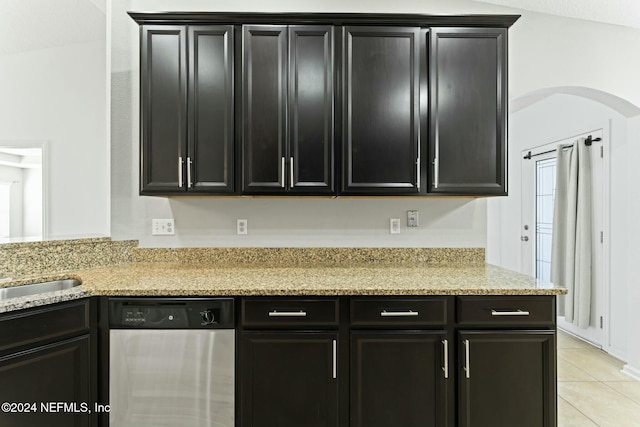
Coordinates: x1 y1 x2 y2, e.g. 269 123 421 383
557 330 640 426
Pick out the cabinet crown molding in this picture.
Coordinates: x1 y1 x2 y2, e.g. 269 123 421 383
128 12 520 28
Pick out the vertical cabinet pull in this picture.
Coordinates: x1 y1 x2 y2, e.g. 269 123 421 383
463 339 470 379
281 157 285 188
290 157 294 188
433 157 439 189
187 157 193 188
442 339 449 379
178 156 184 188
332 339 337 379
416 157 421 191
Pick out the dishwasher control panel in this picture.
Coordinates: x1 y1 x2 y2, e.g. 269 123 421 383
109 298 234 329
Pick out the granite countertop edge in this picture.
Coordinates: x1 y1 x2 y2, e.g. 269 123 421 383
0 262 567 314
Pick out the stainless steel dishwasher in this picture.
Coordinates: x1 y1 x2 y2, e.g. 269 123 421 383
109 298 235 427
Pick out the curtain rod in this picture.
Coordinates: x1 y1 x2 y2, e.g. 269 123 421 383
523 135 601 160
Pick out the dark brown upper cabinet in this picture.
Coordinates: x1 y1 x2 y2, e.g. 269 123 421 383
242 25 334 195
139 24 234 195
341 26 423 195
429 27 507 195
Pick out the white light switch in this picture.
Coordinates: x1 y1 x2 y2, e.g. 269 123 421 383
390 218 401 234
152 219 175 235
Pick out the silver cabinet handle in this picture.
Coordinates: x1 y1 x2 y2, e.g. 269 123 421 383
332 339 337 379
416 157 421 191
281 157 285 188
442 339 449 379
268 310 307 317
187 157 193 188
290 157 294 188
433 157 439 189
380 310 419 317
464 339 470 379
178 156 184 188
491 309 530 316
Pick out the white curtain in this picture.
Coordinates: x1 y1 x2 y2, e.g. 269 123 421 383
551 138 592 328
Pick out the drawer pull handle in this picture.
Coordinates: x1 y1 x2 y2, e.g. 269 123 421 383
380 310 419 317
268 310 307 317
491 309 530 316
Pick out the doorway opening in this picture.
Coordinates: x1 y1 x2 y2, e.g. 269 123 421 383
521 130 605 347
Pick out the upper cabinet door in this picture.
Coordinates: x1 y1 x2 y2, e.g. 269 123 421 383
140 25 187 194
342 26 421 195
288 26 335 194
242 25 288 193
429 28 507 195
187 26 235 193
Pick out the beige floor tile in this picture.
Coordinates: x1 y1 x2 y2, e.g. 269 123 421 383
605 381 640 405
558 397 598 427
558 357 598 382
558 348 632 382
557 330 595 350
558 381 640 427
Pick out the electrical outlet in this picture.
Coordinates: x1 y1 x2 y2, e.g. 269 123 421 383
407 210 419 227
237 219 248 235
390 218 401 234
152 219 175 235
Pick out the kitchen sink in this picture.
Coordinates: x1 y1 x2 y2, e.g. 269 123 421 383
0 279 81 300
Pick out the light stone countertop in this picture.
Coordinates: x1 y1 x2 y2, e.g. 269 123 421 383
0 262 566 313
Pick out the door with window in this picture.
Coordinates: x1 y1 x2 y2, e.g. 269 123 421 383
521 131 605 346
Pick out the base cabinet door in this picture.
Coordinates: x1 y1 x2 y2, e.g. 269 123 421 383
239 332 338 427
350 331 448 427
0 335 91 427
458 331 556 427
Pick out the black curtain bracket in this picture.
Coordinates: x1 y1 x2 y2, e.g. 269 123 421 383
523 135 601 160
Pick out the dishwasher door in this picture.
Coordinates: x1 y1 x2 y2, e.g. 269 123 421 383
109 329 234 427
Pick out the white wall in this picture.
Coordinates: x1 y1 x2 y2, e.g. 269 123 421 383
0 41 109 239
23 167 42 238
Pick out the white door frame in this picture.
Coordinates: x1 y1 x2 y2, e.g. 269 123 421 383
520 123 611 351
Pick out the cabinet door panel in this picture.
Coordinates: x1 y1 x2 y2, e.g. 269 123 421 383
289 26 334 193
430 28 507 195
242 25 288 192
459 331 556 427
188 26 234 193
0 336 91 427
240 332 338 427
140 25 187 194
343 26 420 194
351 331 448 427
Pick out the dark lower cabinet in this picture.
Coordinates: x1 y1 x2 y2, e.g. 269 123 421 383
350 331 448 427
239 332 338 427
458 331 556 427
0 299 94 427
0 336 91 427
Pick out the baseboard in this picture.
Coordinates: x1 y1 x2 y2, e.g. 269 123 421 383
622 364 640 381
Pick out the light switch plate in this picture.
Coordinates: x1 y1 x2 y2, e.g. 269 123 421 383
407 210 419 227
152 219 175 235
390 218 401 234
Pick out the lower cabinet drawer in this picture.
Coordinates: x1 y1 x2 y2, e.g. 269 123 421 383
241 298 339 328
350 297 448 327
456 296 555 327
